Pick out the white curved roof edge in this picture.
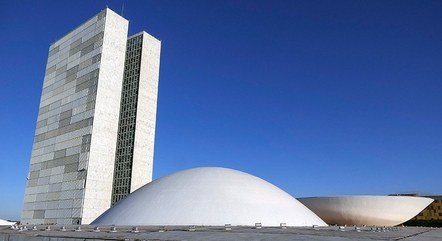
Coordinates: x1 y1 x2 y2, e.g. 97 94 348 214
300 195 434 198
0 219 16 226
93 167 327 227
299 195 433 226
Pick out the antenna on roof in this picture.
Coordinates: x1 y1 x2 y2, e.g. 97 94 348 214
121 0 125 17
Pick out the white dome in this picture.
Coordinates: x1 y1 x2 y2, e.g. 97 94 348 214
299 196 433 226
93 167 326 226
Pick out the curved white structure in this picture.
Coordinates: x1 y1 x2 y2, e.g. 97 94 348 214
0 219 15 226
299 196 433 226
93 167 326 226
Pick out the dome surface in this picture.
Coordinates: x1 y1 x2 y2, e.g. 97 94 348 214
93 167 326 226
299 196 433 226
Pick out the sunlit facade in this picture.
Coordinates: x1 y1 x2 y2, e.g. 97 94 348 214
22 8 160 225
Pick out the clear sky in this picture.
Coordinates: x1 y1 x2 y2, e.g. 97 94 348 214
1 0 441 220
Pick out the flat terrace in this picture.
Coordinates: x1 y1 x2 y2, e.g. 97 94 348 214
1 225 441 241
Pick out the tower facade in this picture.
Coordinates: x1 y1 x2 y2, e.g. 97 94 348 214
111 32 160 205
21 8 161 225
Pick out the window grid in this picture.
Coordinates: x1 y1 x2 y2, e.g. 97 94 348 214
111 35 143 205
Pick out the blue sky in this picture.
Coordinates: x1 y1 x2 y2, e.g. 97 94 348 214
0 0 441 220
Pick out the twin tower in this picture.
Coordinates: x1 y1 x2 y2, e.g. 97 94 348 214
22 8 161 225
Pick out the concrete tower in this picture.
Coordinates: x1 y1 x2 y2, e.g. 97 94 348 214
111 32 161 205
21 8 161 225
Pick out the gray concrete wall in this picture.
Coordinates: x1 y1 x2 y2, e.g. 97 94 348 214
130 32 161 192
22 8 128 225
81 8 128 225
